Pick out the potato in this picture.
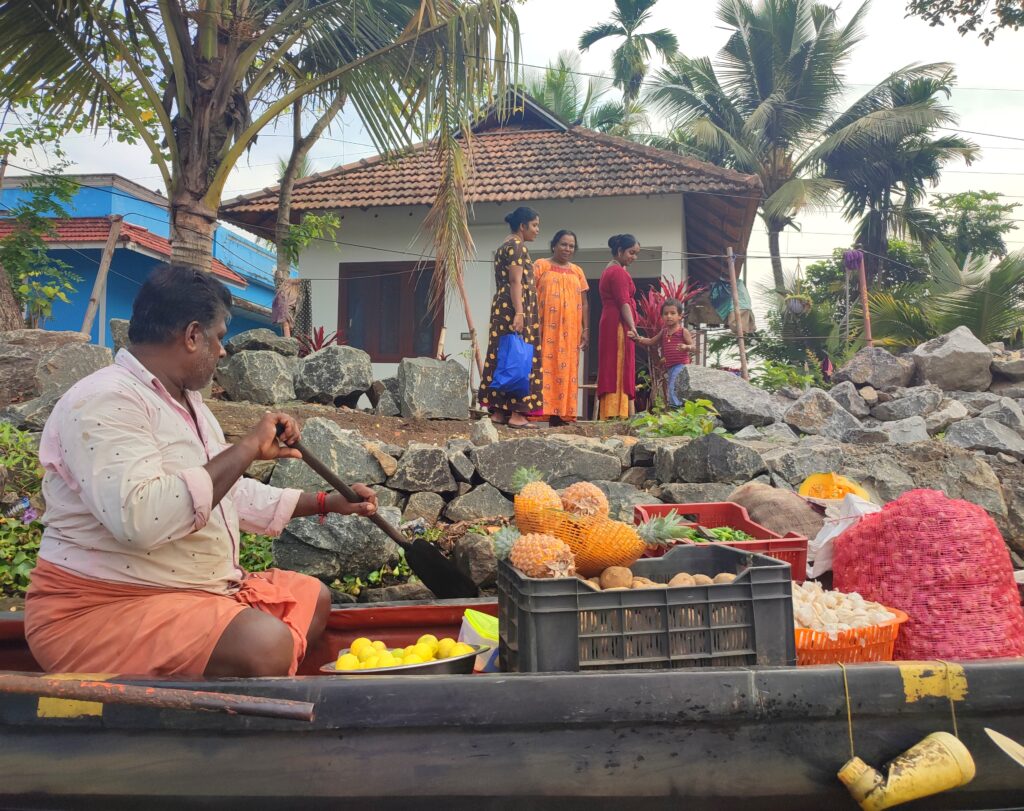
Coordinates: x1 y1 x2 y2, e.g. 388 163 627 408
668 572 696 588
631 577 663 589
603 586 631 591
713 572 737 584
600 566 634 590
692 574 714 586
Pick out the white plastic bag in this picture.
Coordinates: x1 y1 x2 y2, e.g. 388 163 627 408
807 494 881 579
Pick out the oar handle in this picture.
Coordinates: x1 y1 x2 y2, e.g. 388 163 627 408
284 434 411 550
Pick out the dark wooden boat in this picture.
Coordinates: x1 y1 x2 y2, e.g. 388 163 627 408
1 600 1022 810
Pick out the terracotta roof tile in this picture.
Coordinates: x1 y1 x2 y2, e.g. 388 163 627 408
221 126 760 219
0 217 245 285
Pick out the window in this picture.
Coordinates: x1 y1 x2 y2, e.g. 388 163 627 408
338 262 442 362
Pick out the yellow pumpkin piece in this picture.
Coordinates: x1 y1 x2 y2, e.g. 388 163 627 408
798 472 870 501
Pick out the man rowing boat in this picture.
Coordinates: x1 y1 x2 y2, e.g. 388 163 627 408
24 265 377 678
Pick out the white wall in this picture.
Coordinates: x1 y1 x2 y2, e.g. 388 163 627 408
299 194 686 380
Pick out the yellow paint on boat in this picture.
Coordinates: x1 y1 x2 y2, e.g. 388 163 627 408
899 662 967 703
36 673 115 718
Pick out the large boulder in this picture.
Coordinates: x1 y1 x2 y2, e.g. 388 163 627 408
945 390 1006 416
784 388 861 441
275 506 402 580
471 438 621 494
912 326 992 391
870 385 942 422
269 418 386 490
829 381 870 418
109 318 130 354
470 418 500 447
402 491 446 524
762 437 844 487
669 365 776 429
662 433 766 484
0 389 63 431
590 481 661 522
447 448 476 483
367 378 401 417
444 483 514 522
657 482 736 504
945 418 1024 459
294 345 373 406
398 358 469 420
992 352 1024 383
454 533 498 588
833 346 914 390
225 328 299 357
926 399 970 434
979 398 1024 434
35 343 113 402
388 444 457 493
215 350 296 405
878 415 930 444
988 380 1024 399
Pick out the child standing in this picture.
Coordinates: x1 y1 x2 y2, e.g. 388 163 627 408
629 298 694 407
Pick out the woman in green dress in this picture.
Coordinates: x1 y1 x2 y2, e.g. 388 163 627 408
478 206 542 428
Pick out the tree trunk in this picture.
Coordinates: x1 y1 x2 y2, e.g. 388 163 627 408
0 152 25 330
170 194 217 271
275 93 347 288
767 228 786 294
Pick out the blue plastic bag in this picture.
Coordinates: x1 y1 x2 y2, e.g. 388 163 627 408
491 333 534 396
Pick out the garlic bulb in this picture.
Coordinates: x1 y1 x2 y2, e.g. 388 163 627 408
792 581 896 640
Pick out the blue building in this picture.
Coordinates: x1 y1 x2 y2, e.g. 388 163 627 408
0 173 284 345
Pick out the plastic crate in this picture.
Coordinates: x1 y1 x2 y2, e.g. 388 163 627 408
498 544 796 673
795 609 909 665
634 502 808 583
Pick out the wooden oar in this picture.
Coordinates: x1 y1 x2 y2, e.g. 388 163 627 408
284 432 479 600
0 673 315 721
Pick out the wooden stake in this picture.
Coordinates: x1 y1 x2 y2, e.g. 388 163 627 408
435 326 447 359
857 252 873 347
80 215 123 338
726 247 749 381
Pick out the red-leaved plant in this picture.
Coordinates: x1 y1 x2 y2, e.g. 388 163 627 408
634 277 704 409
296 326 340 358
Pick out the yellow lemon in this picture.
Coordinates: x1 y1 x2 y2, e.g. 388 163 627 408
350 637 373 655
402 654 424 665
391 649 404 657
357 645 379 663
403 645 417 657
436 638 457 658
417 634 439 652
335 653 360 671
376 654 398 668
371 640 388 652
360 656 380 670
411 642 434 661
450 642 475 657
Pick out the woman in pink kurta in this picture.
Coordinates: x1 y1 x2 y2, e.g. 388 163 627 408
597 234 641 420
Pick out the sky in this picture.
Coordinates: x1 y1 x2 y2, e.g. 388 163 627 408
7 0 1024 310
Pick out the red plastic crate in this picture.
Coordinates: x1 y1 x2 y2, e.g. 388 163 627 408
634 502 807 583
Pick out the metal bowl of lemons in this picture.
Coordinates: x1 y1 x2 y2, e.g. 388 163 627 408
321 634 488 676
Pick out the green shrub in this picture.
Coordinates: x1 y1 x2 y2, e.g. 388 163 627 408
0 517 40 596
751 359 817 393
240 532 274 573
0 422 43 496
631 399 725 438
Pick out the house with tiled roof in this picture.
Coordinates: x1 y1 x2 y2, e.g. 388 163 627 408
221 96 761 398
1 174 283 345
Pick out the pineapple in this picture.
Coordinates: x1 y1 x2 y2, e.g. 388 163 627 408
551 513 646 578
509 533 576 578
511 466 562 534
492 525 521 561
637 510 692 548
560 481 611 518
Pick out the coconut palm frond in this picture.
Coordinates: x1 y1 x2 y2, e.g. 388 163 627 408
864 291 937 350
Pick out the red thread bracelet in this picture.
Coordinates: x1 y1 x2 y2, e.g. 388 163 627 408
316 491 328 524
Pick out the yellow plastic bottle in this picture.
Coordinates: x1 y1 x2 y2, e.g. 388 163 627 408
837 732 976 811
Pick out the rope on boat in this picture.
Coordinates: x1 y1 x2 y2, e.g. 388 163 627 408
838 662 856 760
936 660 961 739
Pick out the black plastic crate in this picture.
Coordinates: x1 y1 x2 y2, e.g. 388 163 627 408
498 544 795 673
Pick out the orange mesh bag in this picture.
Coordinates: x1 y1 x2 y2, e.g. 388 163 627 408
513 494 559 535
833 489 1024 660
551 513 645 577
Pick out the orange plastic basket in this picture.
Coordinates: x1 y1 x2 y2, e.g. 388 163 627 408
794 609 909 665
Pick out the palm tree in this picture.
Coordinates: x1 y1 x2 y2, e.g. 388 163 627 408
823 72 977 280
579 0 678 105
522 53 649 136
868 242 1024 348
649 0 958 294
0 1 517 276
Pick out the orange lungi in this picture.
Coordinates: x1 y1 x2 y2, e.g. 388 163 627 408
24 558 323 677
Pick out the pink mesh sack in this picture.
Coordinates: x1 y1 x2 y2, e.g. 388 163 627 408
833 489 1024 660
